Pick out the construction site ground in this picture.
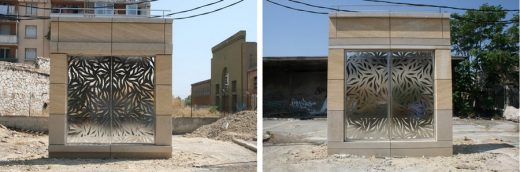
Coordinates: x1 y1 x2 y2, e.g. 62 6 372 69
0 111 257 172
264 118 519 171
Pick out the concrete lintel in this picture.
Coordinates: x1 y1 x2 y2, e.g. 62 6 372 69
330 12 450 19
48 145 172 158
55 17 172 23
329 45 451 50
329 38 450 47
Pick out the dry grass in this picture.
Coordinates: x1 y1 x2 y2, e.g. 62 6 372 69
172 97 220 117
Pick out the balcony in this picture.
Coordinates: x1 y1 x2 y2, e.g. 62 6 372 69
0 57 17 63
50 8 170 18
0 35 17 45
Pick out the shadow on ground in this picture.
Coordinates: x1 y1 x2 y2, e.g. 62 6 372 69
0 156 158 166
453 143 515 154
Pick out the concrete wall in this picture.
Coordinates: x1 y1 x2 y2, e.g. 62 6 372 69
210 31 256 112
327 12 452 157
171 117 219 135
247 69 257 110
0 57 49 117
0 116 48 132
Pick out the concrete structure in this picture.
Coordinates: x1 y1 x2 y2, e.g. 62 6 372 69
246 68 257 110
208 31 256 113
191 79 211 107
327 12 452 156
0 57 49 117
171 117 219 135
0 0 51 64
263 56 327 117
48 1 172 158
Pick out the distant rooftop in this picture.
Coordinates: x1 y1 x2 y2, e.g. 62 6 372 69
263 56 327 61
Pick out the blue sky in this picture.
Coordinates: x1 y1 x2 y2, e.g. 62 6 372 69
151 0 257 99
264 0 519 57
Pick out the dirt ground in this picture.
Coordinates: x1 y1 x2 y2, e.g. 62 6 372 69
264 118 520 171
188 111 257 142
0 125 256 172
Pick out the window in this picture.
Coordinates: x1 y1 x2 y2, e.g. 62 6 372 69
231 80 237 92
25 25 37 39
0 48 11 59
0 24 10 35
25 48 36 60
222 68 229 90
215 84 220 95
232 95 237 112
95 1 113 15
25 3 37 16
254 77 257 91
0 5 15 15
126 4 138 15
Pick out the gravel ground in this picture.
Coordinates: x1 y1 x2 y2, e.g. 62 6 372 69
0 125 256 172
264 118 520 171
188 111 257 141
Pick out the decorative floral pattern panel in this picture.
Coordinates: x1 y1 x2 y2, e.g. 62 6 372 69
67 56 155 144
344 51 434 141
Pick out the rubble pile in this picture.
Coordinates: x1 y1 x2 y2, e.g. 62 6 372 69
188 111 257 141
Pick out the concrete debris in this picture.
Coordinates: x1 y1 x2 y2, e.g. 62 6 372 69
232 138 257 152
503 106 519 122
187 111 257 141
263 131 272 142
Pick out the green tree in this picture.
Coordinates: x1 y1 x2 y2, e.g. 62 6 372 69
184 95 192 106
451 4 519 118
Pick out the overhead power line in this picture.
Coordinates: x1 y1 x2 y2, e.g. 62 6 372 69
1 0 243 21
266 0 328 14
165 0 224 16
172 0 244 20
363 0 520 12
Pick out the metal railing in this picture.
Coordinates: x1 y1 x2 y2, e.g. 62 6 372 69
0 35 17 44
0 57 17 63
50 8 171 18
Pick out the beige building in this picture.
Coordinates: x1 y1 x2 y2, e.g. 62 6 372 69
0 0 51 63
191 79 211 107
246 68 257 110
47 0 172 158
209 31 256 113
327 12 452 157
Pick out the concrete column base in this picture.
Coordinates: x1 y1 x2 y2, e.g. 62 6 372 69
49 145 172 159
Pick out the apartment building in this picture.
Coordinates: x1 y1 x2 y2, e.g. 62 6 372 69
0 0 152 63
0 0 50 63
